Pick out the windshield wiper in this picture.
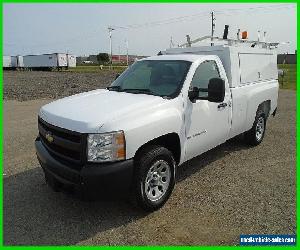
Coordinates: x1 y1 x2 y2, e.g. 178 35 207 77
107 86 152 94
107 86 153 94
107 86 122 91
122 88 161 96
107 87 168 98
122 88 151 93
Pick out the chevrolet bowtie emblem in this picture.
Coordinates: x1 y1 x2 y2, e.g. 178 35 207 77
45 131 54 143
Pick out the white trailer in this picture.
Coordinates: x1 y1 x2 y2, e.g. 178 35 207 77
67 54 76 67
3 55 18 69
23 53 68 69
3 56 12 68
16 55 24 68
11 56 18 68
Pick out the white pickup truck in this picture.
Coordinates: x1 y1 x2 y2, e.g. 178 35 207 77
35 44 278 211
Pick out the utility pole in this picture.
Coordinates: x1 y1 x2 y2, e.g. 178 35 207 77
125 39 129 66
108 27 115 69
211 11 215 46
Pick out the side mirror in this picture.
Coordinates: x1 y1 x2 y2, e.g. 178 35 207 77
188 87 199 103
115 73 120 80
208 78 225 103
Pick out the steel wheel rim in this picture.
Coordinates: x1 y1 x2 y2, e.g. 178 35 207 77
144 160 171 202
256 116 265 141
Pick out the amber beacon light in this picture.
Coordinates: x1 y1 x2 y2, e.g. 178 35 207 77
242 31 248 39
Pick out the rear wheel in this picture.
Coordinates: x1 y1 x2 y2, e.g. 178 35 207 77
133 145 176 211
244 110 266 146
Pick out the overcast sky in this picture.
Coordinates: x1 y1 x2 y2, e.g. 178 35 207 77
4 3 296 56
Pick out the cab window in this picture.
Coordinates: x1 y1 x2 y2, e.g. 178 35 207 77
191 60 220 98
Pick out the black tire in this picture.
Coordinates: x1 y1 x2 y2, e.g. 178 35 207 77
133 145 176 211
244 110 266 146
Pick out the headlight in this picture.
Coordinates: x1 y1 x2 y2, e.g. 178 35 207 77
87 131 125 162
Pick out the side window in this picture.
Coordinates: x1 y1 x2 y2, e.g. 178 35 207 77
191 61 220 98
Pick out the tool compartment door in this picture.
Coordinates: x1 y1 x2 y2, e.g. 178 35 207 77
238 53 277 85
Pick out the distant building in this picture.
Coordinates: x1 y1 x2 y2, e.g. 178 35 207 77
88 55 98 64
77 55 99 65
277 51 297 64
111 54 148 64
76 56 88 64
77 54 148 65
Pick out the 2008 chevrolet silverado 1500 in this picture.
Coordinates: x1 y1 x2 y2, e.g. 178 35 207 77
35 44 278 211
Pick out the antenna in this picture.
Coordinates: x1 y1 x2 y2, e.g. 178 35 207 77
257 30 261 42
223 25 229 40
237 29 241 40
186 35 192 47
170 36 175 48
263 31 267 42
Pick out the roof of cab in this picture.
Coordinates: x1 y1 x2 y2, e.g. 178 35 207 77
140 54 210 62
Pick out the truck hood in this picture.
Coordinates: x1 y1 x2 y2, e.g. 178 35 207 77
39 89 167 133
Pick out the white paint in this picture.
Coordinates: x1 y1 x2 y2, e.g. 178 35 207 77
182 56 232 161
164 45 278 88
39 45 278 165
67 54 76 67
238 53 277 84
3 56 12 68
17 55 24 67
3 55 19 68
39 89 169 134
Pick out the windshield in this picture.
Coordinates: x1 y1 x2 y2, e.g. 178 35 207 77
109 60 192 98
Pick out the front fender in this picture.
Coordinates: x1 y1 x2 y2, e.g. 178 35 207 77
100 99 184 159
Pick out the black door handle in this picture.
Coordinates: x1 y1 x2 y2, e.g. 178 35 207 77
218 103 227 109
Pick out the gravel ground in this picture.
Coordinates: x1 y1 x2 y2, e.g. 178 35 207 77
3 71 296 245
3 71 116 101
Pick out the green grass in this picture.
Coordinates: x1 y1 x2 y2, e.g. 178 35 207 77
66 64 297 90
278 64 297 90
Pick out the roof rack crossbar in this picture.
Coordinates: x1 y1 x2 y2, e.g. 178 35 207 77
178 35 282 49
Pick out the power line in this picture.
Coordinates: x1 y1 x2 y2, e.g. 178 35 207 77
111 13 211 30
4 4 295 53
6 4 295 47
111 4 295 31
214 3 295 15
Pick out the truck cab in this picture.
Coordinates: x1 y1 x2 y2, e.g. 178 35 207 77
35 44 278 211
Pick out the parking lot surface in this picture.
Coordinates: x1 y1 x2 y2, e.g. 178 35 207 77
3 72 296 245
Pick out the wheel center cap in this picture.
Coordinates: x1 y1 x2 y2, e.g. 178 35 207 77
153 172 159 178
150 172 159 186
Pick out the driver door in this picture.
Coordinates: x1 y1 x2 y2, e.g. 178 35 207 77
185 60 231 161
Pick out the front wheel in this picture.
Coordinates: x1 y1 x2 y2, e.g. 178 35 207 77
133 145 176 211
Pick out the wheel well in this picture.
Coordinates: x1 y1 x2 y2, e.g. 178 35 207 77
258 100 271 118
134 133 181 164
